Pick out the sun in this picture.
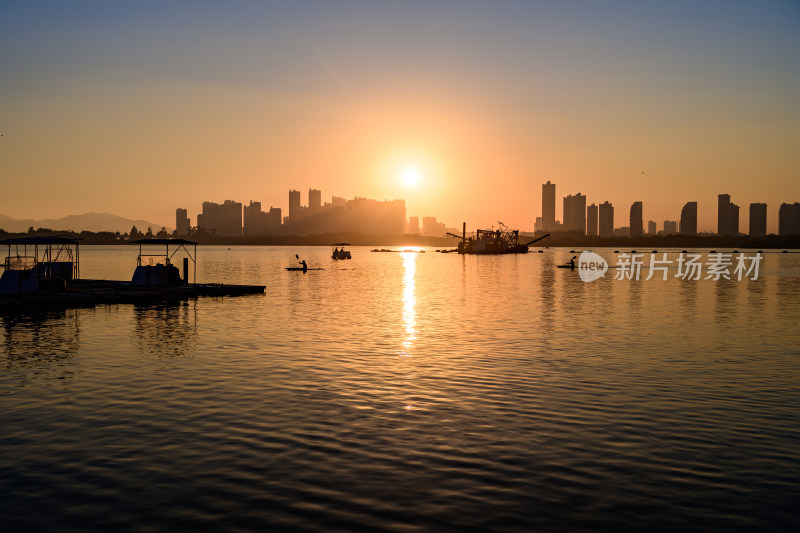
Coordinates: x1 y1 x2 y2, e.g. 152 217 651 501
400 166 421 187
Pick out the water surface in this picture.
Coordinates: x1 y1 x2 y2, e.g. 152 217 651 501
2 246 799 532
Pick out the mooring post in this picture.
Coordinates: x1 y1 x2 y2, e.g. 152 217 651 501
183 257 189 285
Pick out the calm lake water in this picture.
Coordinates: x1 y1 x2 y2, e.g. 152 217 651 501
2 246 799 532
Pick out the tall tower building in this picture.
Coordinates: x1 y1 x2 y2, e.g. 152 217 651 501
175 208 190 235
647 220 656 235
408 216 420 234
288 189 301 223
244 201 274 236
749 203 767 237
542 181 556 232
598 201 614 237
308 189 322 210
779 203 800 235
629 201 643 237
586 203 598 236
680 202 697 235
222 200 242 237
562 193 587 234
718 194 739 236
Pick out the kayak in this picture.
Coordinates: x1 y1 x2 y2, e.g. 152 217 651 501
285 267 323 271
557 264 576 269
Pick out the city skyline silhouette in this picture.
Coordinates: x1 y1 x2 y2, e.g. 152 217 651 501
2 2 798 233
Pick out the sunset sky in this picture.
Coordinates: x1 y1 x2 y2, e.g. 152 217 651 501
1 1 798 233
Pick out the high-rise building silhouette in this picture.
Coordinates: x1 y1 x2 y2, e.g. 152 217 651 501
599 201 614 237
244 201 263 236
266 207 281 232
288 189 301 224
309 189 321 210
175 208 190 235
647 220 656 235
680 202 697 235
346 197 407 235
748 203 767 237
563 193 586 234
779 203 800 235
718 194 739 236
197 200 242 237
243 201 282 236
586 203 598 236
629 202 643 237
408 216 420 234
663 220 677 235
542 181 556 232
422 216 446 237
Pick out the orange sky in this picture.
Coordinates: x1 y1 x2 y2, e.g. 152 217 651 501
1 2 798 233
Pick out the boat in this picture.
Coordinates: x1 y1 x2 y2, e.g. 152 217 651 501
285 267 323 271
0 236 80 298
446 222 550 255
331 243 351 260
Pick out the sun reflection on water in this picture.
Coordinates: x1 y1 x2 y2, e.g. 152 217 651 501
401 251 417 354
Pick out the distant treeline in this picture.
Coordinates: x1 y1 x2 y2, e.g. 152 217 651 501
1 227 798 249
0 227 455 247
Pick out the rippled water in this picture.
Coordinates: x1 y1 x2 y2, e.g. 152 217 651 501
2 246 799 532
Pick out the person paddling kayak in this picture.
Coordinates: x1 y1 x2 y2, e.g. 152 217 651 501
295 254 308 273
556 256 577 269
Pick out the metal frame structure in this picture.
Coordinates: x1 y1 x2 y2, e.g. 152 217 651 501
0 236 80 280
129 238 198 283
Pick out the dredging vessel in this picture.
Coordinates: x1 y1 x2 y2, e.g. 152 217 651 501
447 223 550 255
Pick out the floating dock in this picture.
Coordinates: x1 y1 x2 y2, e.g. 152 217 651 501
0 237 264 309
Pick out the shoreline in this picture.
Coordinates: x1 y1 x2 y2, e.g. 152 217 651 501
2 229 799 248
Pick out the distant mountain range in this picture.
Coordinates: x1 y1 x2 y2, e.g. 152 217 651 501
0 212 171 234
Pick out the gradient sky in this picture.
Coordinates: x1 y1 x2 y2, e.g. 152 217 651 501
1 0 798 233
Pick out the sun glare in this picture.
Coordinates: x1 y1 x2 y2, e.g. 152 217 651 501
401 167 421 187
